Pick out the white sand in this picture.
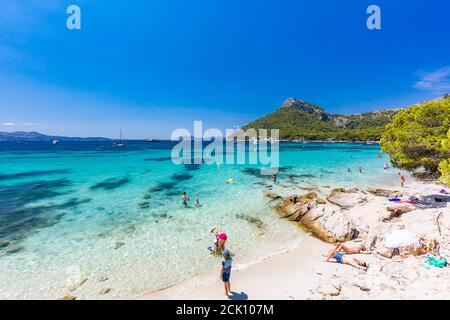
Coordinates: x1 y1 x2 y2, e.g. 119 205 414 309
141 235 339 300
140 180 450 300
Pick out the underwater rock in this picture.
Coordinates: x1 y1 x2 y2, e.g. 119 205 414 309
99 288 111 295
90 177 130 191
138 202 150 209
68 278 88 291
114 241 125 250
0 240 10 249
6 246 23 255
264 191 281 201
236 214 266 229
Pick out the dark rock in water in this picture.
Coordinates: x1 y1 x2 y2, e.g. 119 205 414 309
6 246 23 255
90 177 131 191
171 173 193 181
68 278 88 291
0 240 10 249
298 174 316 178
236 214 266 230
264 191 281 201
138 201 150 209
143 193 152 200
114 241 125 250
0 169 70 182
149 181 177 193
242 168 265 177
254 181 271 187
300 187 321 192
123 225 136 234
184 164 201 171
144 157 172 162
100 288 111 295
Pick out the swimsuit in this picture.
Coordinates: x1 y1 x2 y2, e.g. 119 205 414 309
335 252 344 264
217 233 227 241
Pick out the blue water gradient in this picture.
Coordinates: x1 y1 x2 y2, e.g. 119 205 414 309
0 141 403 299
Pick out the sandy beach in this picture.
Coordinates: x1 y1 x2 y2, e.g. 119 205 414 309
142 179 450 300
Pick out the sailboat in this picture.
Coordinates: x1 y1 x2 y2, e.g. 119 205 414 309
113 130 126 148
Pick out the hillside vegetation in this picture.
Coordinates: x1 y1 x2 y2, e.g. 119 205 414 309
240 98 398 141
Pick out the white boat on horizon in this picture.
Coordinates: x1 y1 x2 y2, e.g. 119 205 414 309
113 130 126 148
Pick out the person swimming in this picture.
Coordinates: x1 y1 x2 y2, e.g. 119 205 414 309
195 198 201 207
181 192 190 207
348 168 352 173
384 163 389 170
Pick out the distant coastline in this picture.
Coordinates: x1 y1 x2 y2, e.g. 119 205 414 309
0 131 111 142
0 131 381 145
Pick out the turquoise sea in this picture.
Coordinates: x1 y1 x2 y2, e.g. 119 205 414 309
0 141 404 299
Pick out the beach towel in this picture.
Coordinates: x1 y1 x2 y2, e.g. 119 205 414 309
384 229 419 249
398 200 416 205
426 255 447 268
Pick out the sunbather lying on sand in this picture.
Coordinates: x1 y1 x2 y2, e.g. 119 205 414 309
330 243 369 255
325 247 369 271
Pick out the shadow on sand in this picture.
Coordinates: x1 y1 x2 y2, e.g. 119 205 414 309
228 291 248 301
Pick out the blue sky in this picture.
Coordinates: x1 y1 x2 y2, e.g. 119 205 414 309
0 0 449 138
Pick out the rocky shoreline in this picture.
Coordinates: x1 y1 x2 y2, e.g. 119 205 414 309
268 181 450 299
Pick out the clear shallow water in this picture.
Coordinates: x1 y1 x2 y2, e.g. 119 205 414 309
0 141 403 299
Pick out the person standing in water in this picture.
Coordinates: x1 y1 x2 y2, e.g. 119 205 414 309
272 174 277 183
181 192 190 207
358 166 362 173
211 227 228 253
220 249 233 297
195 198 201 207
384 163 389 170
399 173 406 188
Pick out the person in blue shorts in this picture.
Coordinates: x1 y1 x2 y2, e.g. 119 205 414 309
325 246 368 271
220 249 233 297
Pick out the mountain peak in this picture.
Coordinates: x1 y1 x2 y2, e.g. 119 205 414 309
280 97 331 121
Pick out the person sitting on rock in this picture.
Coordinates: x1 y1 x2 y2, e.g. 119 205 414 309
325 246 369 271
